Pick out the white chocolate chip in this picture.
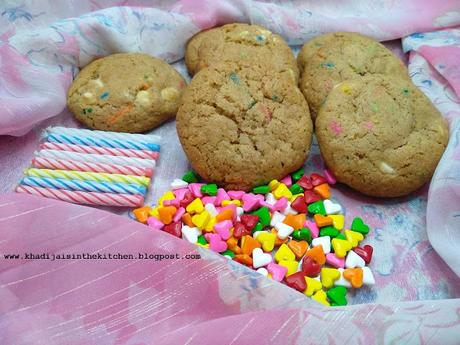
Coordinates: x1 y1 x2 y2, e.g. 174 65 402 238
135 90 151 107
160 87 180 102
260 29 272 36
82 92 95 104
240 30 249 36
379 161 396 174
88 78 104 89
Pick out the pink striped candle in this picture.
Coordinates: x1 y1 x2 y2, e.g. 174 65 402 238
16 185 144 207
32 157 153 177
40 142 160 160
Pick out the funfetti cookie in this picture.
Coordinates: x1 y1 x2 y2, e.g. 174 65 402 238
298 32 409 120
315 74 448 197
176 62 313 191
67 53 186 133
184 23 299 82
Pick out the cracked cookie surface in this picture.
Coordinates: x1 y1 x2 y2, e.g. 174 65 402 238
185 23 298 82
316 74 449 197
67 53 186 133
177 62 313 191
298 32 408 120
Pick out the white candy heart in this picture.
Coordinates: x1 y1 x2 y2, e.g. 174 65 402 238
181 225 201 243
256 267 269 276
274 222 294 239
323 199 342 215
236 207 244 221
270 211 286 227
204 203 218 217
170 178 188 190
282 203 298 216
335 268 352 288
362 267 376 285
345 250 366 268
252 248 273 268
312 236 331 254
265 193 276 205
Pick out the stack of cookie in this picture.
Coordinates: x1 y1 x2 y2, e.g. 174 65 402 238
297 32 448 197
177 24 314 191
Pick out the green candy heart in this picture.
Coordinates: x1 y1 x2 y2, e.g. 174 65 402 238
252 185 270 194
251 207 271 227
201 183 218 196
319 226 340 238
292 227 312 243
221 249 235 258
335 233 346 241
252 222 263 233
291 168 305 181
182 170 199 183
351 217 370 235
289 183 304 195
327 286 347 306
197 235 208 245
308 201 326 216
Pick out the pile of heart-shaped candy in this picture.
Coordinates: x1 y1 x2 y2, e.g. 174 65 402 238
131 168 375 306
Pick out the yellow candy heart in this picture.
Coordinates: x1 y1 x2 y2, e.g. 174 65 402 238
329 215 345 230
149 206 160 218
267 273 273 279
158 191 175 206
204 217 217 232
278 260 299 276
273 183 292 200
222 199 242 207
312 289 330 306
289 193 304 202
269 179 280 191
191 210 210 229
186 198 204 214
274 243 295 263
344 230 364 248
320 267 340 289
196 243 209 249
331 238 352 258
304 277 322 297
257 232 276 252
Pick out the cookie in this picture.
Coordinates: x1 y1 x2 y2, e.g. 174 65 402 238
298 32 408 120
176 62 313 191
315 75 448 197
67 53 186 133
184 23 298 82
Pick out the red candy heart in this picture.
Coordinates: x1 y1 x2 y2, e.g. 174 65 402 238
301 255 321 277
179 191 194 208
240 214 259 231
297 175 313 190
163 221 182 238
232 222 250 239
284 271 307 292
291 196 308 213
304 190 321 205
354 245 373 264
310 173 327 186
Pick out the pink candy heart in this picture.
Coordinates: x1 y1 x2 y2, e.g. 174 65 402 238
267 262 288 282
326 253 345 268
188 183 205 198
163 199 180 207
324 169 337 185
273 197 288 212
215 188 230 205
280 175 292 187
228 190 245 200
201 196 217 206
173 188 189 201
242 193 260 212
214 220 232 240
305 220 319 238
205 233 228 253
173 207 185 223
147 216 164 230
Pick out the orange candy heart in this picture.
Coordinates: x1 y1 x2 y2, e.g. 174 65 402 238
158 206 177 225
287 240 308 259
283 214 306 230
227 236 242 254
133 206 151 223
343 268 364 288
181 212 194 227
241 235 261 255
216 208 234 222
271 228 289 246
306 245 326 265
313 183 330 199
313 214 333 227
234 254 253 266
